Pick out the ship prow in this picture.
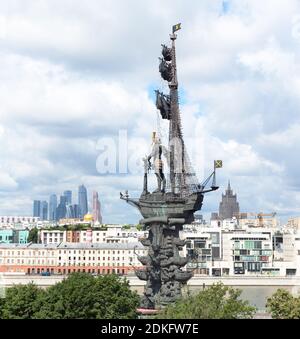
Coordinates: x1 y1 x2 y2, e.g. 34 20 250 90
138 191 203 224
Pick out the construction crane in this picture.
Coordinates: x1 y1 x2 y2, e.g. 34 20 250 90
233 212 248 220
249 212 277 227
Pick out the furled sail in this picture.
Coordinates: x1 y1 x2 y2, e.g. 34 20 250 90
156 90 171 120
161 44 172 61
159 58 173 82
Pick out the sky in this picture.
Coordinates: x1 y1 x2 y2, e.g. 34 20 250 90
1 0 300 224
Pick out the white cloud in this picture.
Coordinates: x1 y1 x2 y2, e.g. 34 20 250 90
1 0 300 223
0 170 18 191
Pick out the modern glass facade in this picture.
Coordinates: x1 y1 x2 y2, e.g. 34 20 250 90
56 196 67 221
33 200 41 217
41 201 48 220
63 190 72 205
78 185 88 218
66 204 80 218
49 194 57 221
233 239 272 273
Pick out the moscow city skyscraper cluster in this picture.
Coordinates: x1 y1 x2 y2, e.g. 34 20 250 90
33 185 102 223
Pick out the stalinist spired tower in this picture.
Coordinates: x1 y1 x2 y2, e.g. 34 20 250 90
219 181 240 220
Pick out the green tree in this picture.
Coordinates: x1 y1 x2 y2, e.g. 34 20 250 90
28 227 39 243
34 273 140 319
158 283 256 319
136 224 143 231
1 283 45 319
266 289 300 319
122 224 131 230
0 296 5 318
0 273 140 319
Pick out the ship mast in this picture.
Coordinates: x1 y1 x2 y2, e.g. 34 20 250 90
169 30 185 195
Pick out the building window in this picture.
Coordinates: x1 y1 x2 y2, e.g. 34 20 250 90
247 262 261 272
286 269 296 276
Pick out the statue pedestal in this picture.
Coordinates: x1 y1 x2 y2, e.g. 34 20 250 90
137 308 160 319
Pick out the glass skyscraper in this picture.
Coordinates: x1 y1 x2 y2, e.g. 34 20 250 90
49 194 57 221
41 201 48 220
56 195 67 221
92 191 102 223
78 185 88 218
66 204 80 219
63 190 72 205
33 200 41 218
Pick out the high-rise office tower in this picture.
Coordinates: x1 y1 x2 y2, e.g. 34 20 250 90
219 181 240 220
63 190 72 205
73 204 80 219
92 191 102 223
66 204 80 219
78 185 88 218
41 201 48 221
66 204 72 219
56 195 67 221
33 200 41 218
49 194 57 221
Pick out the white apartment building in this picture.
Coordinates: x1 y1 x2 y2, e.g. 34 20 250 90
238 217 278 229
0 216 42 230
181 224 278 276
276 229 300 276
40 230 65 244
181 226 222 275
40 227 147 245
0 242 145 275
286 217 300 231
222 229 274 275
0 216 40 224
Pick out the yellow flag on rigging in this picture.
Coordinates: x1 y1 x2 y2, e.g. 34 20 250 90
214 160 223 169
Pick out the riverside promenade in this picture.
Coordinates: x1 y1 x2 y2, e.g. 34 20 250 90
2 273 300 289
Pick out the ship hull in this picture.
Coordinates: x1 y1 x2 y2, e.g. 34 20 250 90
138 191 203 224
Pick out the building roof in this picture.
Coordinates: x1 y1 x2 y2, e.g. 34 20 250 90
0 243 58 249
0 242 144 250
57 242 144 250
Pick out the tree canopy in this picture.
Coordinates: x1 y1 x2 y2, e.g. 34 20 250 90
266 289 300 319
0 273 140 319
0 283 45 319
28 227 39 244
157 283 256 319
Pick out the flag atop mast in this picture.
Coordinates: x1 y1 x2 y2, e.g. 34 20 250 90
172 23 182 33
